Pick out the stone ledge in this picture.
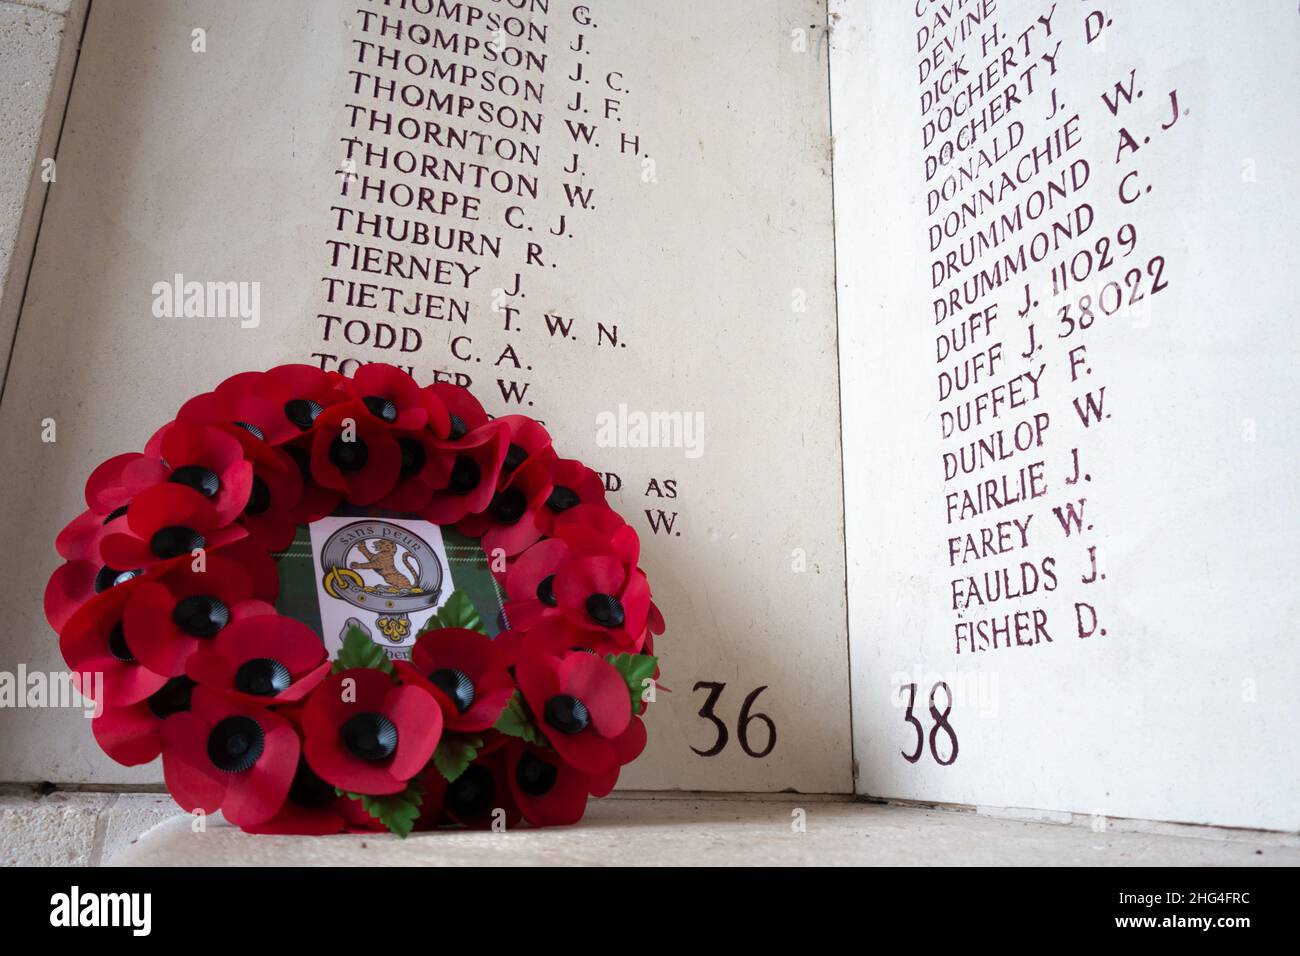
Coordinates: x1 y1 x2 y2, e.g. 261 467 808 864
6 789 1297 866
0 790 177 865
110 797 1300 867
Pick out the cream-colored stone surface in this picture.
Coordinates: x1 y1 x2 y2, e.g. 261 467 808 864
0 788 177 865
101 796 1300 867
0 0 84 382
832 0 1300 830
0 789 108 865
0 0 851 794
99 791 180 862
9 0 79 15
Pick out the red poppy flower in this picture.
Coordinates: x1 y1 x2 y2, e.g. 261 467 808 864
515 650 631 774
552 536 651 649
343 362 446 433
457 457 552 557
534 457 607 535
278 441 343 526
91 675 198 766
493 617 625 668
225 363 348 441
500 537 569 630
427 382 489 444
55 508 131 563
122 555 265 678
186 614 330 707
213 536 282 604
189 365 343 448
442 751 521 830
45 559 135 632
309 402 402 505
59 578 167 708
174 389 291 466
302 668 443 795
152 422 256 526
84 452 170 514
553 502 629 541
237 447 305 552
581 718 647 798
419 422 509 525
240 757 346 836
98 482 248 573
160 688 299 827
493 415 555 488
376 427 454 513
392 627 514 732
613 714 648 766
504 739 592 827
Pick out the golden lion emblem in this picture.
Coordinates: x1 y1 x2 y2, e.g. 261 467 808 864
349 538 419 591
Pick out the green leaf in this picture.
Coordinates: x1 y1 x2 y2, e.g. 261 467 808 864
493 692 547 746
606 653 658 716
433 734 483 783
340 779 425 838
332 625 393 675
417 590 486 636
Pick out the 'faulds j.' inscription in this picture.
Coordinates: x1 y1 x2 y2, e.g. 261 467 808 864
915 0 1183 671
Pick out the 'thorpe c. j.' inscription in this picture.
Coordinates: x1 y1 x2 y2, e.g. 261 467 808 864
915 0 1184 762
303 0 684 568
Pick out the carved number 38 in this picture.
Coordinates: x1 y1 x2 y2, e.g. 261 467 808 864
899 682 958 766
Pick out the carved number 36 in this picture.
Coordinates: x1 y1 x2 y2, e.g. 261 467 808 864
900 682 958 766
692 682 777 758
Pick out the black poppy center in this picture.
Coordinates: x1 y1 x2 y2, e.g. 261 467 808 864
94 566 142 593
107 622 135 663
429 668 475 714
288 758 336 808
447 455 480 495
150 526 206 560
585 593 625 628
102 505 128 525
398 437 427 477
536 574 557 607
363 395 399 423
244 475 272 515
447 414 468 441
232 420 265 441
329 434 369 472
207 716 265 773
147 676 195 719
169 464 220 498
503 442 528 473
489 488 527 525
341 712 398 762
515 751 559 797
284 398 324 430
235 658 292 697
546 485 581 513
172 595 230 638
446 764 496 819
544 694 590 735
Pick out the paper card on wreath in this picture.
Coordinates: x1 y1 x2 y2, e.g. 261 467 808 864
287 516 505 661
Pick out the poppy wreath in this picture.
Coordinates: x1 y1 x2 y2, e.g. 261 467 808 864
47 363 665 836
